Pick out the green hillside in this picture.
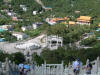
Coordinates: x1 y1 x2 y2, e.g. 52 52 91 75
42 0 100 17
4 0 99 18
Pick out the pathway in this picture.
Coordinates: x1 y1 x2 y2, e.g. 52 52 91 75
75 33 93 49
35 0 52 10
0 34 47 54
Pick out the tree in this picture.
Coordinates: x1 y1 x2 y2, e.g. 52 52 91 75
0 31 17 42
32 53 44 66
10 52 25 64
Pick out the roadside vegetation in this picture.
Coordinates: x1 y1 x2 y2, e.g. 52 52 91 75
32 46 100 65
0 51 25 64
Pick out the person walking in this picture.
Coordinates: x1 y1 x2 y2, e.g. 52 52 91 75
72 58 82 75
19 64 24 75
85 63 92 74
20 68 24 75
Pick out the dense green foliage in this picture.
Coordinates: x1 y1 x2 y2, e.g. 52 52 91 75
42 0 100 17
32 53 44 66
25 29 41 37
0 51 9 62
0 31 17 42
10 52 25 64
32 47 100 65
8 0 100 19
0 0 100 65
80 37 97 46
0 51 25 64
47 24 91 44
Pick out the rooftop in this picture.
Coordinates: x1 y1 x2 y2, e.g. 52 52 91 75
77 16 91 22
51 17 69 22
69 21 76 25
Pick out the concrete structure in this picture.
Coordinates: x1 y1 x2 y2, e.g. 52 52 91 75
32 22 43 29
33 11 37 15
20 5 27 12
0 25 13 31
21 26 26 31
35 0 52 11
77 16 92 25
7 12 12 16
21 26 32 31
12 32 28 40
12 17 18 21
0 57 100 75
3 0 11 3
46 35 63 50
24 49 32 63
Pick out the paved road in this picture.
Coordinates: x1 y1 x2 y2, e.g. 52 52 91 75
75 34 93 49
0 34 47 54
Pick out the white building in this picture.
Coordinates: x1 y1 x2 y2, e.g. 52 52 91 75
46 35 63 50
33 11 37 15
21 26 32 31
20 4 27 12
32 22 43 29
21 26 27 31
7 12 12 16
12 32 28 40
24 49 32 62
45 18 56 25
0 25 13 31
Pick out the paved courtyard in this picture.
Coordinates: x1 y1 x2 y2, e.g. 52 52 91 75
0 34 47 54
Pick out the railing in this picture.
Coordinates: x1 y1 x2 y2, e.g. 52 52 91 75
0 57 100 75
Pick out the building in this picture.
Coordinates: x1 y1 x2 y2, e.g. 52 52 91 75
46 35 63 50
12 32 28 40
33 11 37 15
46 17 69 25
0 25 14 31
77 16 92 25
21 26 27 31
24 49 32 62
0 38 6 42
69 21 76 26
46 18 56 25
7 12 12 16
3 0 11 3
98 23 100 27
20 4 27 12
21 26 32 31
12 17 18 21
32 22 43 29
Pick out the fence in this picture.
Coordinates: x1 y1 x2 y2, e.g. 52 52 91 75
0 57 100 75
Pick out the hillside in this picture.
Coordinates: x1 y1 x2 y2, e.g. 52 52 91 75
1 0 97 18
0 0 99 18
42 0 100 17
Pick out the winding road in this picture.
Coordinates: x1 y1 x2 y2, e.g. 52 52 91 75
35 0 52 10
